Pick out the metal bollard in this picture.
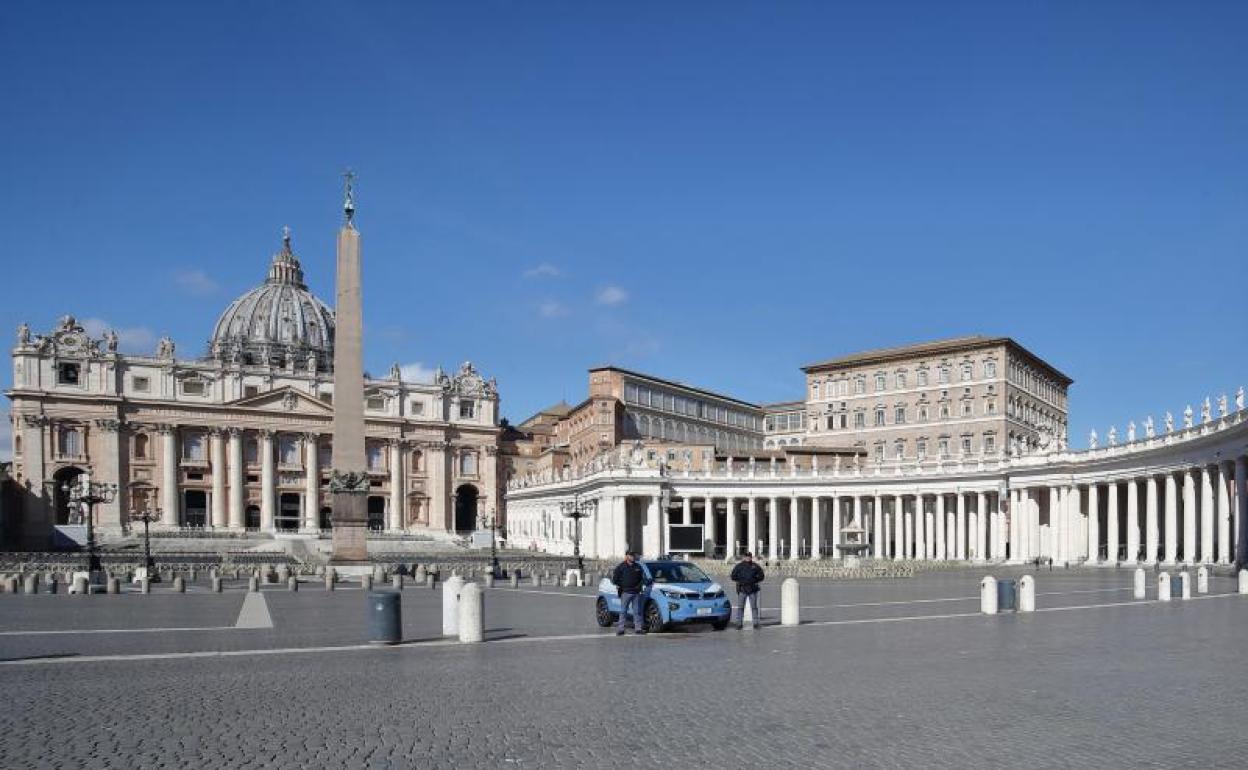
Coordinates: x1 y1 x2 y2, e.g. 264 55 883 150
1157 571 1171 601
429 572 438 590
1178 571 1191 600
1018 575 1035 612
980 576 998 614
442 575 466 637
23 574 39 595
458 582 484 643
780 578 800 626
1133 568 1147 599
248 576 260 593
288 576 298 592
1196 566 1209 594
509 573 519 589
367 590 402 645
362 574 373 592
140 578 151 594
107 577 120 595
1239 570 1248 595
392 574 403 591
212 577 223 593
484 573 495 589
173 576 185 593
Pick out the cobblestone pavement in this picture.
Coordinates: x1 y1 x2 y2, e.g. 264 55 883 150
0 568 1244 767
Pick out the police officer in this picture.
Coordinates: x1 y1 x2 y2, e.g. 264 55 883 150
729 552 765 629
611 551 647 635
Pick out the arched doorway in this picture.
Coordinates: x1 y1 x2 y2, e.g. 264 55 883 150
245 505 261 529
319 506 332 530
454 484 479 533
277 493 300 531
367 496 385 530
52 466 85 525
184 490 208 528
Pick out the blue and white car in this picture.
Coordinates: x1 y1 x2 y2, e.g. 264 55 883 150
596 560 732 632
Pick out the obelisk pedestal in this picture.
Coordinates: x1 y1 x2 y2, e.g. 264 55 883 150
329 176 370 565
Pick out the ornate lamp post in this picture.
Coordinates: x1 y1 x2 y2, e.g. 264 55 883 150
559 494 598 573
61 473 118 592
131 505 162 582
478 508 502 578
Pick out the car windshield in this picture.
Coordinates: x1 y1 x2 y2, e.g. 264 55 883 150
644 563 710 584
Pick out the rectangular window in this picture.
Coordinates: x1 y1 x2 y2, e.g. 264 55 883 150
245 439 258 464
895 407 906 424
320 391 333 404
917 370 928 387
826 416 835 430
938 439 950 457
940 404 950 419
874 445 884 461
460 452 477 475
182 379 205 396
243 385 259 398
855 378 865 395
132 376 150 393
917 440 927 459
366 396 386 411
961 437 972 454
987 400 997 415
58 363 80 385
410 400 424 415
624 383 639 403
459 399 476 419
985 436 996 453
896 373 907 389
894 443 905 459
962 364 972 381
854 412 866 429
962 401 972 417
938 367 950 384
182 433 206 462
367 444 385 471
875 374 886 392
985 361 997 378
874 409 885 426
838 381 848 397
58 427 82 457
839 414 848 429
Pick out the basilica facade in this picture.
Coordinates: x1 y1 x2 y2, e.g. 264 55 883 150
5 229 501 548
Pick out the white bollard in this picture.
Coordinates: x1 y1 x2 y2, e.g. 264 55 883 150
1239 570 1248 595
442 575 466 637
980 576 998 615
1018 575 1035 612
1195 566 1208 594
1157 571 1171 601
1178 571 1191 600
457 582 484 643
1133 568 1146 600
742 596 755 627
565 568 583 588
780 578 800 626
484 573 495 589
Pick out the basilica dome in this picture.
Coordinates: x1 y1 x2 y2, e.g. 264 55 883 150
209 229 335 372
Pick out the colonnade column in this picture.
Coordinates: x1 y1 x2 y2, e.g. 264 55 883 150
873 494 884 558
956 492 967 560
1200 466 1214 563
1236 456 1248 567
613 496 627 557
210 428 227 529
1144 476 1158 564
747 497 759 556
1007 490 1020 561
975 491 986 562
1125 479 1139 564
768 497 780 561
934 494 946 560
1106 482 1119 564
681 496 691 526
160 425 179 527
1047 486 1061 562
811 497 822 559
227 428 244 529
1163 473 1178 565
1216 463 1231 564
788 495 800 560
915 495 926 561
829 495 840 559
703 496 715 556
260 430 275 531
893 495 904 561
1086 484 1100 563
725 497 737 558
1182 470 1197 564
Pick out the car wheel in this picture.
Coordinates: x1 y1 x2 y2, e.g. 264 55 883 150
711 619 729 631
644 601 666 633
595 597 614 628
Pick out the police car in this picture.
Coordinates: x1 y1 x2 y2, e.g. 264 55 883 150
596 559 732 632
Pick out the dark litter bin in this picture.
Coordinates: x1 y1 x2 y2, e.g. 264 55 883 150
997 579 1018 611
367 591 402 645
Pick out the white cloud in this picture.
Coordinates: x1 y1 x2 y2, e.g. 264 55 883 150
523 263 562 279
537 300 569 319
0 407 11 462
81 318 157 353
398 362 436 383
174 269 220 296
596 285 629 306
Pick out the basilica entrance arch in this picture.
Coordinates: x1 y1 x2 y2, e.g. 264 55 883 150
367 496 385 530
245 505 261 530
52 466 84 525
184 490 208 528
276 493 300 531
454 484 479 533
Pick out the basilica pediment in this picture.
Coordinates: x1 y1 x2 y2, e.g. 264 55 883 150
227 386 333 415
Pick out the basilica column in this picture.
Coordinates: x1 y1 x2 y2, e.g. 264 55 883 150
974 491 987 562
1182 469 1197 564
94 419 123 530
955 492 967 560
1164 473 1178 565
725 497 738 558
303 433 320 532
811 496 822 559
1086 483 1100 563
260 429 275 531
388 441 403 531
1106 482 1119 564
747 497 759 556
934 494 946 561
915 494 927 561
1145 476 1159 564
160 425 179 527
1125 478 1139 564
227 428 244 529
1235 456 1248 567
768 496 780 561
789 495 800 559
873 494 884 558
210 428 227 529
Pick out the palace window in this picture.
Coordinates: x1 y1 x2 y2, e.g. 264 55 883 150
985 361 997 378
874 444 885 462
940 403 950 419
366 396 386 411
918 406 929 422
243 385 259 398
320 391 333 404
459 399 476 419
985 435 996 453
874 408 885 427
962 401 973 417
938 439 950 457
874 374 886 392
58 426 83 457
894 442 905 459
58 363 80 386
855 377 865 395
917 370 928 387
962 363 972 381
181 378 206 396
987 400 997 415
318 441 332 468
895 407 906 424
938 367 950 385
839 414 848 429
838 380 848 397
917 440 927 459
182 432 206 462
132 376 150 393
896 372 907 389
961 437 973 454
854 412 866 429
625 383 639 403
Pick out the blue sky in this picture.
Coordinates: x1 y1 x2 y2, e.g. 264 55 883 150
1 1 1245 456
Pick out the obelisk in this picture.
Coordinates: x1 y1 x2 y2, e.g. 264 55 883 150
329 171 369 563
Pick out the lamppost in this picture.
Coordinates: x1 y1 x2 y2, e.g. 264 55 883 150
478 508 502 577
131 505 162 582
61 472 118 593
559 493 598 573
